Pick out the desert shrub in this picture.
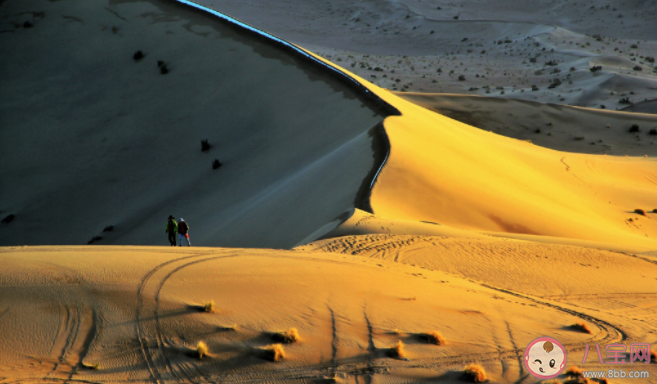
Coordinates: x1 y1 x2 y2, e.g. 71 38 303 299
260 344 285 361
565 366 583 377
463 364 486 383
570 67 576 71
633 65 642 71
196 341 209 359
212 159 222 169
157 60 169 74
645 56 655 63
589 66 602 72
133 51 144 61
453 15 459 19
545 60 558 66
631 44 638 48
570 322 591 333
649 128 657 135
273 328 300 343
201 139 211 152
23 21 33 28
421 331 446 345
600 105 606 109
548 78 562 88
532 85 539 91
388 340 406 359
202 300 215 313
88 236 102 245
574 136 585 141
629 124 640 133
458 75 466 81
634 209 647 216
619 97 631 104
1 214 15 224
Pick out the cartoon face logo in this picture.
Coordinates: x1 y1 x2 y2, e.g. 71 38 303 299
524 337 567 379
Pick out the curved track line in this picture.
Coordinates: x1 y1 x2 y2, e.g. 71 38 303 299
135 254 215 384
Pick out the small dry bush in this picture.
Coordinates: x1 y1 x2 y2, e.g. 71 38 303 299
261 344 285 361
570 322 592 334
462 364 487 383
273 328 300 343
565 366 583 377
202 300 215 313
196 341 209 359
388 340 406 359
634 208 647 216
421 331 446 345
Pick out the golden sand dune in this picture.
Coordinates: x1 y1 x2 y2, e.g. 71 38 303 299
1 0 656 382
331 75 657 250
2 246 652 383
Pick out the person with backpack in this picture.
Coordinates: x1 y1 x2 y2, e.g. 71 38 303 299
165 215 178 246
178 218 191 246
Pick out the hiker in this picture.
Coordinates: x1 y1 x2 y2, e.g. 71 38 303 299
165 215 178 246
178 218 191 246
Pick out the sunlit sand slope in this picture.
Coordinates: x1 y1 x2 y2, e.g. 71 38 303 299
3 246 654 383
0 0 387 248
350 82 657 249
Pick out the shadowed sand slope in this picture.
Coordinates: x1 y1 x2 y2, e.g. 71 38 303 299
4 246 656 383
396 92 657 157
0 0 388 248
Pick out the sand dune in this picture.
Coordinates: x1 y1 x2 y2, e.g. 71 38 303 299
0 0 389 248
4 246 655 383
198 0 657 109
395 92 657 156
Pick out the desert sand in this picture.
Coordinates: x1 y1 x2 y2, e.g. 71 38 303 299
1 0 656 383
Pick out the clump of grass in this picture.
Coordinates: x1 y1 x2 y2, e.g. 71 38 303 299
388 340 407 359
634 209 647 216
565 366 583 377
629 124 640 133
421 331 446 345
103 225 114 232
202 300 214 313
260 344 285 361
201 139 211 152
212 159 222 169
649 128 657 135
273 328 299 344
81 362 100 370
196 341 209 359
462 364 487 383
133 50 144 61
570 322 592 334
88 236 102 245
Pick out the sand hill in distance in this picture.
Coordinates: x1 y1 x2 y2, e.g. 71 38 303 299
1 0 656 383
